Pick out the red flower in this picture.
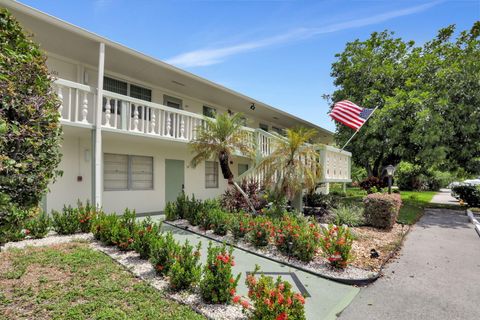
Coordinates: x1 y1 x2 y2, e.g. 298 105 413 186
229 278 235 283
24 229 30 235
293 293 305 304
286 297 292 306
277 292 285 304
278 283 285 292
233 295 241 303
230 260 235 266
276 312 288 320
240 299 250 309
230 288 236 296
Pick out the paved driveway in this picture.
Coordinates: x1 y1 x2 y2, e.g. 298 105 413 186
431 188 460 206
339 209 480 320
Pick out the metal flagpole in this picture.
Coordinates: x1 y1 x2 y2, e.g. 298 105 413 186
340 105 380 151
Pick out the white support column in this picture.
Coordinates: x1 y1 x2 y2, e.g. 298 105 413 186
94 42 105 209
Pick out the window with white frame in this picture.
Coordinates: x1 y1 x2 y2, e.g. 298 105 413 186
203 105 216 118
205 161 219 188
104 153 153 191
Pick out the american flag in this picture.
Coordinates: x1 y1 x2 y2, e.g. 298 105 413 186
329 100 374 130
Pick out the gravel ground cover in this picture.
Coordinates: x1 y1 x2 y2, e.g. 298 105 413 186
169 219 379 281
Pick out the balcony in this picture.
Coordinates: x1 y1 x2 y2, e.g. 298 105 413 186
54 78 351 183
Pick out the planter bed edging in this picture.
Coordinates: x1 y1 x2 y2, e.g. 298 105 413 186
466 209 480 238
163 220 380 286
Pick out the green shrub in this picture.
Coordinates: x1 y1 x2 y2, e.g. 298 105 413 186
303 192 337 208
0 194 29 244
396 162 428 191
0 9 62 214
210 208 231 236
229 212 252 239
363 193 402 229
201 242 240 304
240 265 306 320
248 216 273 247
91 212 120 245
359 176 385 193
318 225 354 268
452 185 480 207
164 201 178 221
132 217 162 259
77 200 97 233
24 210 50 239
329 205 364 227
168 240 202 291
149 232 180 276
51 206 80 235
274 215 320 262
111 209 137 251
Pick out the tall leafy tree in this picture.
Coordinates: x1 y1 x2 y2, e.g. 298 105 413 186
330 22 480 176
0 9 62 240
189 112 257 212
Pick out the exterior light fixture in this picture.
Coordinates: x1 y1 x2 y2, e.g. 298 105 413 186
250 103 255 110
386 165 395 194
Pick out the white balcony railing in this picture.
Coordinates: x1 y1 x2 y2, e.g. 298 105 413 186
54 78 351 183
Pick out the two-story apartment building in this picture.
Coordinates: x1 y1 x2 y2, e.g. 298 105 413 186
2 1 351 214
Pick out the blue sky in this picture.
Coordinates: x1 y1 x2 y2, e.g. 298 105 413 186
20 0 479 131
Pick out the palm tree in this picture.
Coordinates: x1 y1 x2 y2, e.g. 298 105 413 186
189 112 257 213
257 127 322 210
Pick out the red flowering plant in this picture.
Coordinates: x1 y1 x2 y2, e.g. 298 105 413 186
149 231 180 276
111 208 137 251
229 212 253 239
200 242 241 304
168 240 202 291
132 217 162 259
248 216 274 247
77 200 98 233
237 265 306 320
318 224 354 268
274 215 321 262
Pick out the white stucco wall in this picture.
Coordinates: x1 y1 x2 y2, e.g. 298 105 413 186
46 128 92 212
101 134 252 214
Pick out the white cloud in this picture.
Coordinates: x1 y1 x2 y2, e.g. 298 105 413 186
165 1 441 67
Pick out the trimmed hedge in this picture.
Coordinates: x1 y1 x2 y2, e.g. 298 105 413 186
452 185 480 207
363 193 402 229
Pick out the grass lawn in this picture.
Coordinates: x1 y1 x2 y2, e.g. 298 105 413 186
0 242 205 320
332 185 441 225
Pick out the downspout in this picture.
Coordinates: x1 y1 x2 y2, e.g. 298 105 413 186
94 42 105 208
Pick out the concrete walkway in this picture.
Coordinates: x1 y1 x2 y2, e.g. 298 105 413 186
339 208 480 320
431 188 460 206
140 216 359 320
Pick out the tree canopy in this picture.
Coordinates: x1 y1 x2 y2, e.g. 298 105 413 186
330 22 480 177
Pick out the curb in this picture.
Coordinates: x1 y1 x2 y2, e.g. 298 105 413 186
163 220 380 286
466 210 480 238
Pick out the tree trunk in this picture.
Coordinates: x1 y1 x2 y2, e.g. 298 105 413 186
219 151 233 180
218 151 256 215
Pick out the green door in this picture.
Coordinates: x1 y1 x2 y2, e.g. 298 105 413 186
165 159 185 204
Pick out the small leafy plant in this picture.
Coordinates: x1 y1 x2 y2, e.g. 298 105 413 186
248 216 274 247
77 200 97 233
51 205 80 235
24 209 50 239
238 265 306 320
91 212 120 245
149 232 180 276
132 217 162 259
168 240 202 291
200 242 240 304
229 212 252 239
318 224 354 268
329 204 364 227
210 208 231 236
164 201 178 221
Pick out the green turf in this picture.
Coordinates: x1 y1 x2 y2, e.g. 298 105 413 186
0 242 205 320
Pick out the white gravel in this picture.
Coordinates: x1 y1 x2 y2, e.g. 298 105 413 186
1 231 94 250
169 219 377 281
1 232 246 320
